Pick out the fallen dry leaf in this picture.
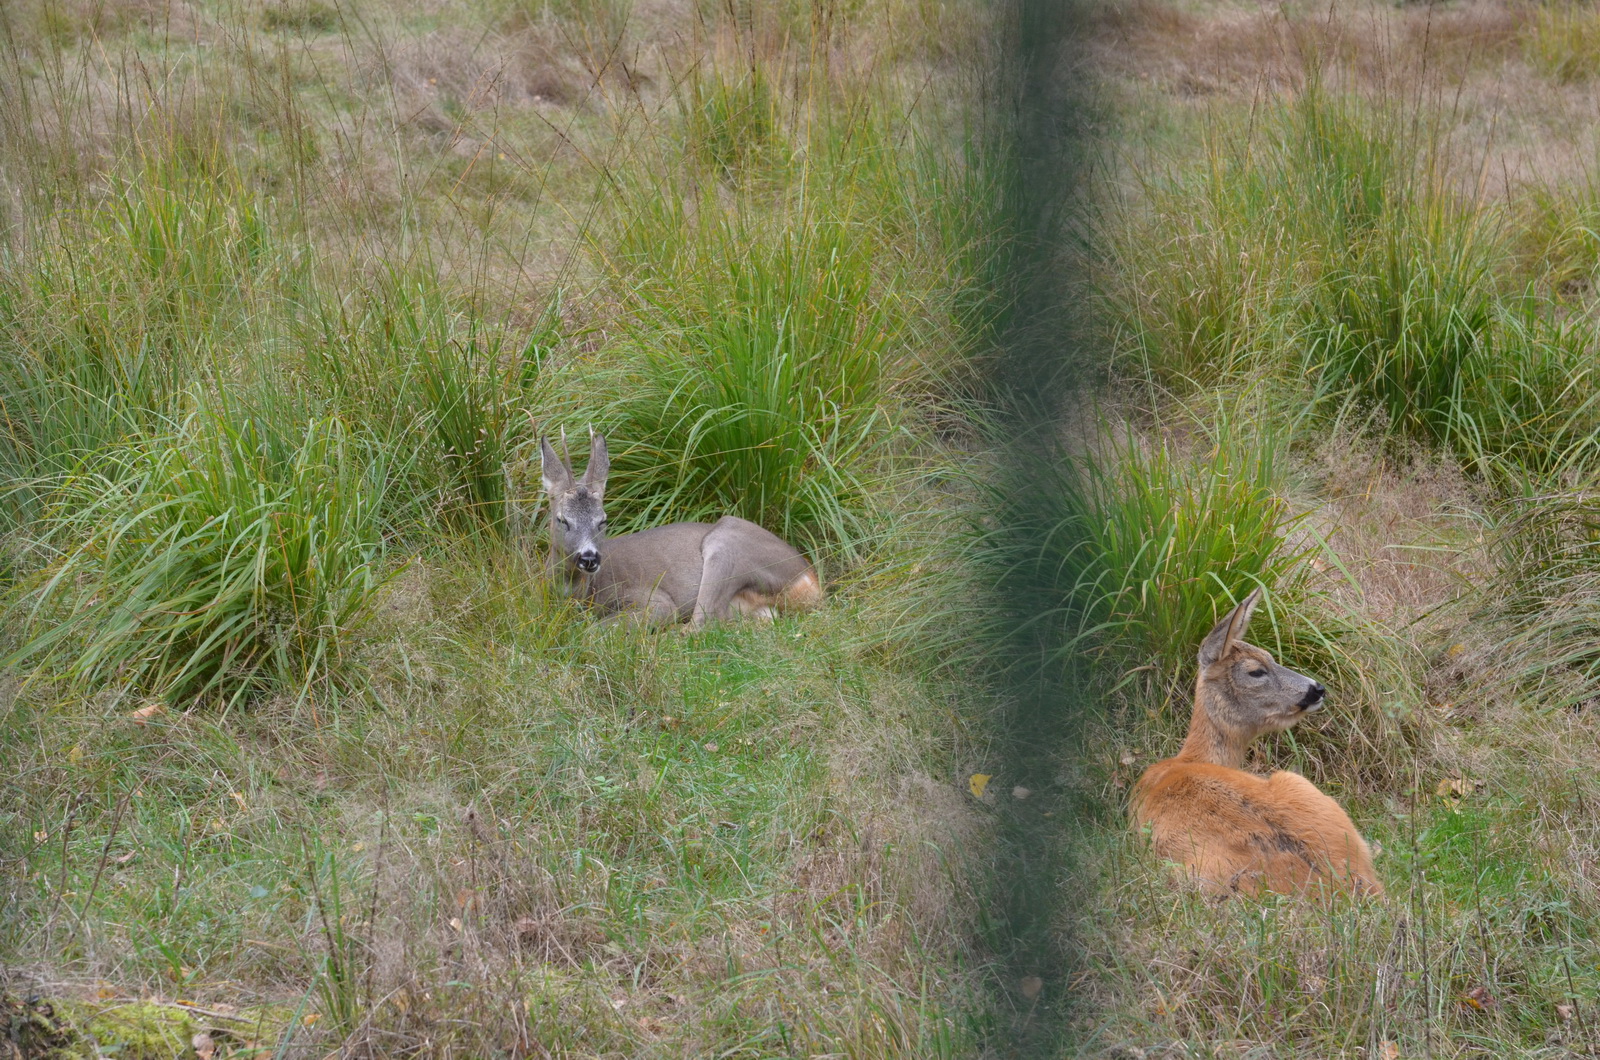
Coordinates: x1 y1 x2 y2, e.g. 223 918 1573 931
1378 1041 1399 1060
1557 1003 1576 1023
1459 984 1493 1012
1019 976 1043 1000
1012 785 1032 800
192 1031 216 1060
968 773 992 799
130 702 165 724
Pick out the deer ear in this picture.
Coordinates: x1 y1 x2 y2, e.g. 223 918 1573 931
1199 588 1262 667
581 433 610 496
540 436 572 494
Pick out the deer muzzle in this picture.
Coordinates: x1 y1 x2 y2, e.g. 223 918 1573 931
576 549 601 573
1298 682 1326 711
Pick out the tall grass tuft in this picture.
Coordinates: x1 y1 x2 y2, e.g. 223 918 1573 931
1302 199 1500 449
0 145 271 528
1473 489 1600 711
300 267 534 535
1103 83 1600 486
684 64 784 181
601 204 896 552
8 411 393 708
990 419 1316 679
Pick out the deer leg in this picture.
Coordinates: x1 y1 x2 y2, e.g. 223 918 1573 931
729 588 777 623
596 585 683 627
689 525 753 629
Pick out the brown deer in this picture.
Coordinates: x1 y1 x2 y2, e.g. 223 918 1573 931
1129 589 1383 898
539 432 823 627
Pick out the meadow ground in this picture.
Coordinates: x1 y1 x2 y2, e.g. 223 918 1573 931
8 0 1600 1057
1061 1 1600 1056
0 0 1027 1054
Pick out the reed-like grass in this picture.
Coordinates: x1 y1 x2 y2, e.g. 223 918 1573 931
684 64 784 181
990 417 1315 679
9 411 393 708
596 195 899 554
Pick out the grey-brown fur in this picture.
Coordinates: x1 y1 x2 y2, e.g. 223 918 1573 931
540 432 823 627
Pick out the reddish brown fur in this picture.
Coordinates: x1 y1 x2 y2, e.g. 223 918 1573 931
1129 590 1383 898
728 569 823 622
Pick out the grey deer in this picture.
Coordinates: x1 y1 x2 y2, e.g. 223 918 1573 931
539 432 824 627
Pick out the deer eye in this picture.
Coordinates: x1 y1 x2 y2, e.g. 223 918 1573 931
557 517 571 529
1248 668 1268 678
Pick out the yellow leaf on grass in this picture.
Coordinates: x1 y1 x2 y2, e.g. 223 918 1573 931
130 702 165 724
968 774 992 798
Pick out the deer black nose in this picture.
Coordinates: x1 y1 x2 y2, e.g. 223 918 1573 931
576 551 600 573
1299 682 1326 708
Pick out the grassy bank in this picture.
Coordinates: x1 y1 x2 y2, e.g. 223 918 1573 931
1053 2 1600 1055
12 0 1600 1056
0 0 1024 1054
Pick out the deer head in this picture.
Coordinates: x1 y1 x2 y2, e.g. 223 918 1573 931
1185 588 1326 765
540 431 610 576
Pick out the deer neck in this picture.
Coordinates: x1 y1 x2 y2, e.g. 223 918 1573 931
1174 677 1250 768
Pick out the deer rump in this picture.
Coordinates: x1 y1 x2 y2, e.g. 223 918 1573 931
1131 762 1381 897
587 516 822 624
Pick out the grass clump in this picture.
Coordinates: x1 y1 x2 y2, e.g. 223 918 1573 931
1301 200 1500 448
1107 87 1406 392
685 64 784 181
601 204 897 552
9 411 393 708
993 418 1315 680
1524 2 1600 84
0 147 273 529
1462 489 1600 713
300 267 541 536
1106 84 1600 483
262 0 341 34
